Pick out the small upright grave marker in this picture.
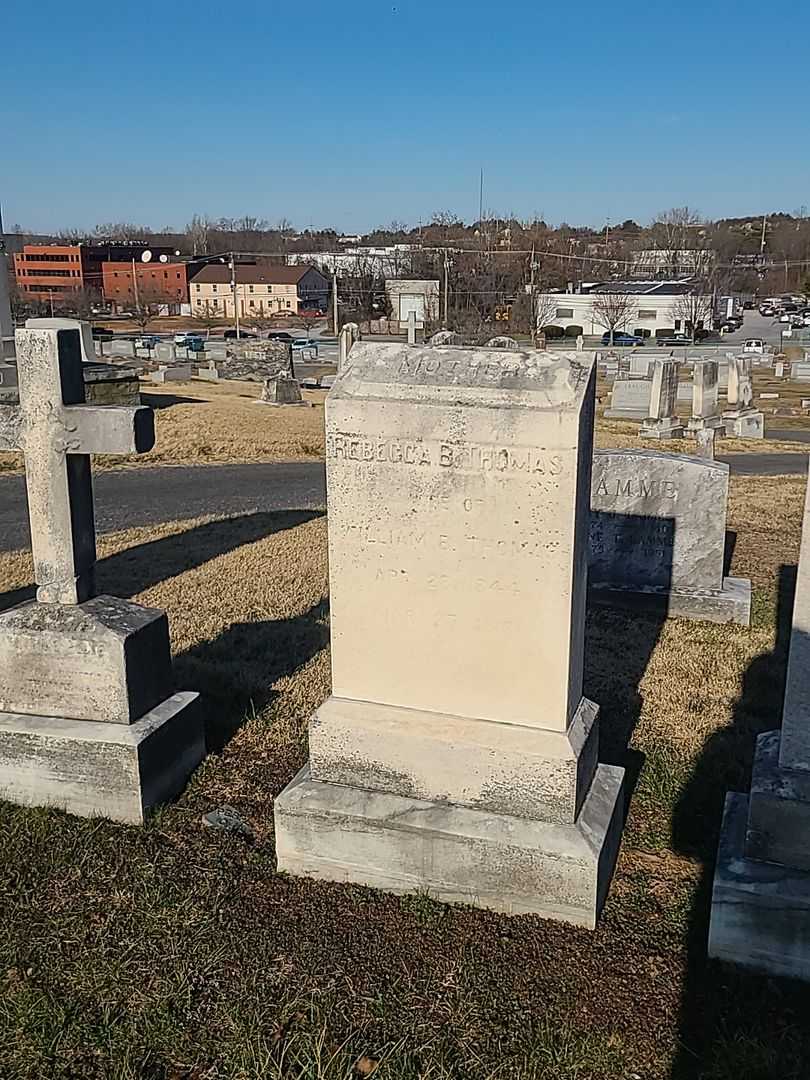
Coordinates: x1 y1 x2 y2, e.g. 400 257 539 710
0 328 204 822
639 358 683 439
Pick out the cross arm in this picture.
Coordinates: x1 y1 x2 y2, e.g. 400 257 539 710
62 405 156 456
0 405 22 452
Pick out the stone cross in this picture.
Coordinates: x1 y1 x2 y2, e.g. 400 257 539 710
0 329 154 604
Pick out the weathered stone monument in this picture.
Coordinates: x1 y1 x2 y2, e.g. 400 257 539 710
628 355 651 377
687 359 722 435
257 371 306 406
151 362 193 384
275 343 625 926
0 328 204 822
429 330 463 346
485 335 520 350
722 353 764 438
589 449 751 624
604 375 652 420
639 359 683 439
710 476 810 979
25 317 96 363
338 322 361 372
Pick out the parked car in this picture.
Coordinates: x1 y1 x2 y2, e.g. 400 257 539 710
292 337 318 358
717 320 739 333
91 326 114 341
223 329 258 339
600 331 643 346
134 335 160 350
267 332 294 342
174 334 205 352
759 305 775 317
657 333 692 346
742 339 766 354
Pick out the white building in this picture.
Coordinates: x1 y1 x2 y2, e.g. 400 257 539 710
538 281 714 338
385 279 440 324
630 248 714 276
287 245 421 278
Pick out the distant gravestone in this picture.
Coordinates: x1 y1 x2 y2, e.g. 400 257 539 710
604 377 652 419
687 359 722 434
257 371 306 406
774 361 785 378
0 328 204 821
639 359 683 440
589 449 751 624
151 363 192 384
723 354 764 438
628 355 651 377
485 336 520 350
429 330 463 346
793 361 810 382
676 382 692 403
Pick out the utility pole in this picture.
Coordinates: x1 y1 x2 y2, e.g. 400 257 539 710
332 270 339 334
229 252 240 338
760 214 768 257
529 243 537 347
131 258 140 315
443 249 449 327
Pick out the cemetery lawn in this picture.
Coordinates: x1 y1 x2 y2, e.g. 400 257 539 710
2 476 810 1079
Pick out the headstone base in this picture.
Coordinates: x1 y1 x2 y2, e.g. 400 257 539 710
638 418 684 439
0 692 204 824
687 415 724 433
308 695 599 825
722 410 765 439
589 575 751 626
745 731 810 871
274 761 624 929
709 792 810 982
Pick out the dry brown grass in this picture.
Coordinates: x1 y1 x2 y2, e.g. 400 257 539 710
1 474 810 1077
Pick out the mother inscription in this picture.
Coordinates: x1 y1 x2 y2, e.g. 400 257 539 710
589 449 751 624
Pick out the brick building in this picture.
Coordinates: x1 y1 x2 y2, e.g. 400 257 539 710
13 242 180 308
102 261 188 313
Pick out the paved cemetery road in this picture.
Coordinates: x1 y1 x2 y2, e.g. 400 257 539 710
0 452 806 553
0 462 326 552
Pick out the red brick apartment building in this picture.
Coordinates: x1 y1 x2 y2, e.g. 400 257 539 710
13 245 84 302
101 261 188 311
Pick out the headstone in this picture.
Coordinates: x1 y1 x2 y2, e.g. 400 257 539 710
0 328 204 821
429 330 463 346
256 371 306 406
275 344 625 927
639 359 684 440
195 360 221 381
338 322 361 372
760 392 779 400
628 355 651 378
0 360 18 403
407 309 417 345
151 363 193 384
793 361 810 382
722 354 764 438
589 449 751 625
576 334 585 352
604 361 619 379
82 362 141 406
319 374 336 389
695 428 715 459
676 382 692 403
485 335 520 350
155 342 177 364
603 376 652 419
775 361 785 378
301 376 320 389
710 477 810 979
26 317 95 363
687 359 722 434
0 243 14 360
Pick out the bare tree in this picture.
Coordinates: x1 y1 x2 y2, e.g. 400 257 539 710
132 286 166 333
651 207 710 277
186 215 212 257
671 288 715 342
193 301 223 336
533 291 561 340
591 292 639 344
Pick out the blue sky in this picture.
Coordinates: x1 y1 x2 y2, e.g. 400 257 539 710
3 0 808 233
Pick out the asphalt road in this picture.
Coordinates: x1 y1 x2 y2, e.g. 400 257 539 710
0 453 806 553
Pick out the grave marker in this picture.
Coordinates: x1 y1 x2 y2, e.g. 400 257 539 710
723 353 764 438
275 344 624 927
604 376 652 419
687 359 722 433
0 328 204 821
589 449 751 624
639 358 683 439
710 475 810 979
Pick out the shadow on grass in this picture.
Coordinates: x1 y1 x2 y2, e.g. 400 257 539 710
585 602 666 819
0 509 324 615
177 596 329 752
670 565 810 1079
139 393 203 409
